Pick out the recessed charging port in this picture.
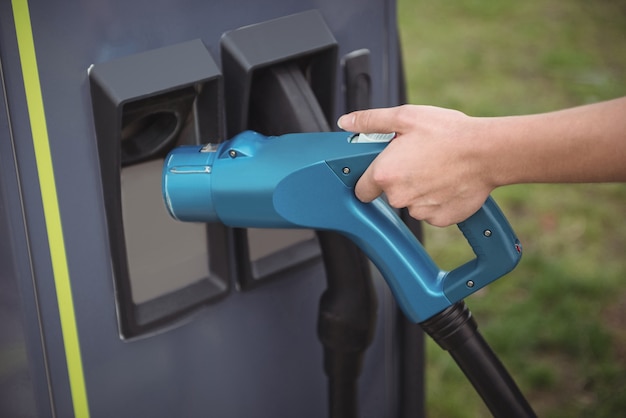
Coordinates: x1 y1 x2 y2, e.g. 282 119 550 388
120 87 196 166
221 10 337 136
89 39 230 338
220 10 338 288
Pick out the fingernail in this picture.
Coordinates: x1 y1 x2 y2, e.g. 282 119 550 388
337 115 346 130
337 114 355 130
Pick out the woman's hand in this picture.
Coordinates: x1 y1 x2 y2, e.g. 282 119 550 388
338 105 495 227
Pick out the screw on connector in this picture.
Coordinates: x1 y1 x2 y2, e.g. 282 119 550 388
483 229 492 237
466 280 475 288
342 167 351 175
228 149 237 158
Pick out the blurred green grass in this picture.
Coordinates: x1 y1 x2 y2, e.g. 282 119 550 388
396 0 626 416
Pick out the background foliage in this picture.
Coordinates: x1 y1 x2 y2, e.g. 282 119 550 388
396 1 626 416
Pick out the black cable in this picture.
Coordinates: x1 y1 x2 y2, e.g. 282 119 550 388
398 209 426 418
421 301 537 418
316 231 377 418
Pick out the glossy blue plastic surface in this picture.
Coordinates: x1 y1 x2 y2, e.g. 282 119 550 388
163 131 522 322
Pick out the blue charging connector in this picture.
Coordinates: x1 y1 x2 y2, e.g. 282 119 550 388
162 130 522 322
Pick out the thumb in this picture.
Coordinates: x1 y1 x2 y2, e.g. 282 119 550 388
354 165 383 203
337 107 402 133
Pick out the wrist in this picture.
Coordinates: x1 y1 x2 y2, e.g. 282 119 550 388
472 114 547 188
466 116 509 190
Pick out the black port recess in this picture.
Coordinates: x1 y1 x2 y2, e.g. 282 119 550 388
89 39 231 338
220 10 338 289
221 10 337 136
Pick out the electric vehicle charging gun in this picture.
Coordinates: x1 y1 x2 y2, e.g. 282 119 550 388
162 130 522 323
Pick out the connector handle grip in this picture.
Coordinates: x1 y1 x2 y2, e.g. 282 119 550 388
273 159 522 322
442 197 522 303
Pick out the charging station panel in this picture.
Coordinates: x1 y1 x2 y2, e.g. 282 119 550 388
1 2 420 417
89 40 231 338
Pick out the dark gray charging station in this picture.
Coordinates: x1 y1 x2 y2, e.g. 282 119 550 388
1 2 422 417
89 40 231 338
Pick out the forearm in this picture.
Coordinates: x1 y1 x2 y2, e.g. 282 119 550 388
480 97 626 187
337 97 625 226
